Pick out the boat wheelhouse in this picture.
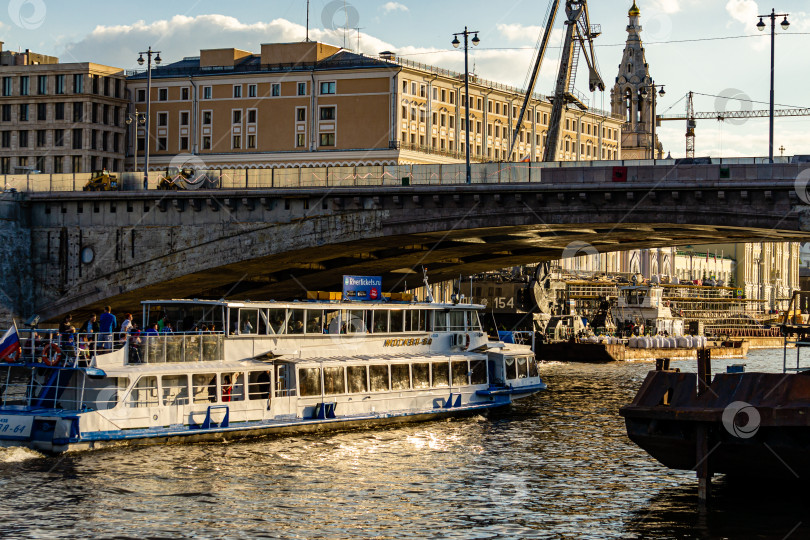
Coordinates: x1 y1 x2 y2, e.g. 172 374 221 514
0 298 546 453
613 285 685 336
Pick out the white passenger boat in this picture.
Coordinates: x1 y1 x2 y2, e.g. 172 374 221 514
0 298 546 453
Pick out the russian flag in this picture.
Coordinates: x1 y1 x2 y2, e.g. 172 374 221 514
0 323 21 359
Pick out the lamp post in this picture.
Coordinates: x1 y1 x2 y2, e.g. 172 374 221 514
126 110 147 173
757 9 790 163
452 27 479 184
639 82 666 160
137 47 162 189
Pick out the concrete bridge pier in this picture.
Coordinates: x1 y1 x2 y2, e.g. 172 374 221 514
0 194 33 326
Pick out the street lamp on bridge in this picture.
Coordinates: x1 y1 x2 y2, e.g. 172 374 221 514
757 9 790 164
452 27 480 184
639 83 665 160
136 47 162 190
125 110 146 173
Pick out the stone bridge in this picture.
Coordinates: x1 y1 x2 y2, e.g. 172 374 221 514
2 160 810 323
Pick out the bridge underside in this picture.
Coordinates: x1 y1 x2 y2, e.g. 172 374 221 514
72 222 801 321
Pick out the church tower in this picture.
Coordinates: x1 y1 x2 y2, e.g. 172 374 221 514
611 1 663 159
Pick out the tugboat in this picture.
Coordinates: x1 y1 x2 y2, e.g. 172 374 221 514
0 289 546 453
620 291 810 491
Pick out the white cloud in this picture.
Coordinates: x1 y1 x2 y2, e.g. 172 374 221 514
725 0 759 25
497 23 544 43
650 0 681 14
381 2 409 14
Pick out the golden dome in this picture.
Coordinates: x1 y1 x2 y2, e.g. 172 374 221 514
629 1 640 16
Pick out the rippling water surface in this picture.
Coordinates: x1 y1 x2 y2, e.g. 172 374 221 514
2 349 809 539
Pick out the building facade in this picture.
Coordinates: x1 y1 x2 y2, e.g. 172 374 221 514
125 41 623 170
611 1 663 160
0 52 128 174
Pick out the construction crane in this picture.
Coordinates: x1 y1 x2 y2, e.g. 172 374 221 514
508 0 605 162
657 91 810 158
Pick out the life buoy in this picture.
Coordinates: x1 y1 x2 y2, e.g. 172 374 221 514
1 346 22 363
41 343 63 366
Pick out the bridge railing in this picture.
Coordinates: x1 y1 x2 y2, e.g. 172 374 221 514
3 156 807 193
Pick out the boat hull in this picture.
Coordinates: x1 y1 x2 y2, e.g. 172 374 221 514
537 340 748 363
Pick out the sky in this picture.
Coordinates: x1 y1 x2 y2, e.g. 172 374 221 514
1 0 809 158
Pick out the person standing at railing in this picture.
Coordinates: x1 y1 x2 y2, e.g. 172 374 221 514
120 313 133 340
128 323 142 363
161 322 174 334
81 314 98 341
99 306 117 350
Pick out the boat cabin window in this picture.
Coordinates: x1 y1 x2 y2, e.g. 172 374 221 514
373 311 388 333
451 361 469 386
298 367 321 397
517 357 528 379
469 311 482 332
624 289 647 305
149 303 224 333
449 311 465 331
390 310 404 333
323 366 346 395
222 373 244 402
347 310 366 333
268 309 286 334
432 362 450 387
192 374 217 403
504 358 518 381
161 375 190 406
248 371 272 400
275 364 296 397
239 309 259 334
391 364 411 390
470 360 487 385
406 310 427 332
528 357 539 378
347 365 368 393
324 309 342 334
82 377 129 411
287 309 305 334
412 363 430 389
433 312 447 332
307 310 325 333
128 376 159 408
364 310 375 333
369 365 389 392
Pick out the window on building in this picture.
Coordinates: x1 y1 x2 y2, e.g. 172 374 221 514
102 104 109 125
180 136 189 150
296 108 306 122
72 128 82 149
320 133 335 147
18 130 28 148
73 74 83 94
36 130 46 147
90 129 97 150
271 83 280 97
19 104 28 122
55 102 64 121
37 103 46 121
158 112 168 127
202 136 211 150
296 133 305 147
71 155 81 172
202 111 212 125
20 76 29 96
181 87 189 101
449 116 454 129
247 109 256 124
180 111 189 126
53 156 63 174
37 75 47 95
232 135 241 149
136 89 146 102
441 89 446 102
449 92 454 105
232 110 241 124
91 75 99 95
319 107 335 121
297 82 307 96
420 84 426 98
411 82 416 95
248 84 257 98
113 133 120 153
432 87 438 100
92 104 99 124
158 88 168 101
157 137 167 151
102 131 109 151
2 105 11 122
320 81 336 95
1 131 9 148
203 86 212 99
247 134 256 149
2 77 11 97
410 108 416 121
233 85 242 98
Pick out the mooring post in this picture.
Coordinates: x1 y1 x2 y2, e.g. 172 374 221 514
696 423 711 505
696 348 712 396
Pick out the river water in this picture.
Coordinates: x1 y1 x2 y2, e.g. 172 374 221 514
1 348 808 539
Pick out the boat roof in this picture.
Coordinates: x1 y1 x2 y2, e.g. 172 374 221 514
141 299 486 310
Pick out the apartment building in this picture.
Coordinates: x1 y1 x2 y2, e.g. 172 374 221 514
0 53 128 174
126 41 622 170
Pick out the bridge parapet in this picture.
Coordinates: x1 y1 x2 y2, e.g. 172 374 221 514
3 157 809 194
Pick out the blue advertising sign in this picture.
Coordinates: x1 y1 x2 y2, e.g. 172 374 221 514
343 275 383 302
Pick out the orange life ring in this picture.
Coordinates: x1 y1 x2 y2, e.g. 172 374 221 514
41 343 63 366
1 346 22 363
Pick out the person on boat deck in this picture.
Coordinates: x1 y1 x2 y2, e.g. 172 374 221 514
120 313 133 336
292 320 304 334
99 306 117 349
243 319 253 334
256 371 271 399
222 375 233 402
161 322 174 334
156 314 166 332
128 324 142 363
59 314 75 336
81 314 98 339
144 323 159 336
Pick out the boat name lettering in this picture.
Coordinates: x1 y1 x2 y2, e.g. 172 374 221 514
383 338 432 347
